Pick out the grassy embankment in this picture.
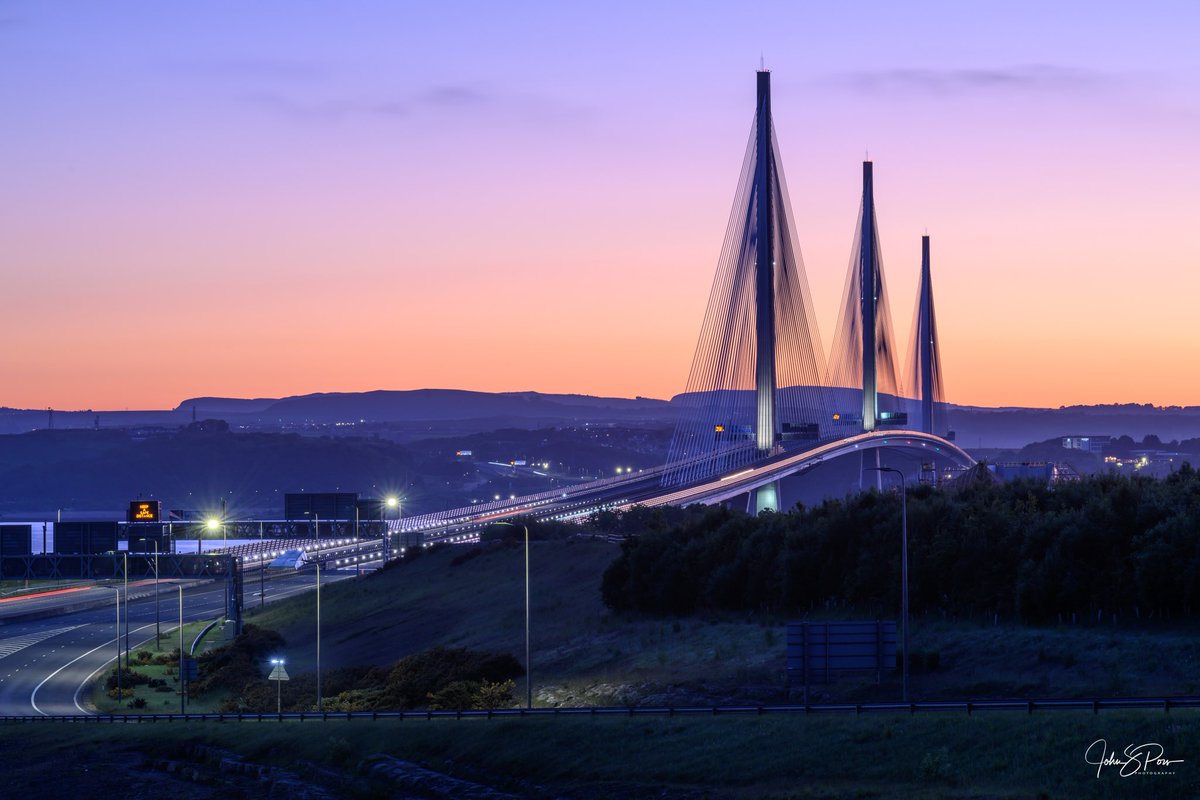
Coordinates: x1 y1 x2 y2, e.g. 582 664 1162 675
243 539 1200 706
63 539 1200 796
0 710 1197 798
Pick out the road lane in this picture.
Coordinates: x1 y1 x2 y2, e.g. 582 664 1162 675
0 568 358 715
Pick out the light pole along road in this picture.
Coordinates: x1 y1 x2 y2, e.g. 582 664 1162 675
0 568 357 717
491 521 531 709
867 465 910 703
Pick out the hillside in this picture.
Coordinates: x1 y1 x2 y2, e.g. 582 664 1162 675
248 538 1200 708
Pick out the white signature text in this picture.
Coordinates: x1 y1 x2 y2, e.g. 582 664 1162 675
1085 739 1184 778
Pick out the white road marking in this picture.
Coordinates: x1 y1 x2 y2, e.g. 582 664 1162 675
0 625 84 661
31 621 157 716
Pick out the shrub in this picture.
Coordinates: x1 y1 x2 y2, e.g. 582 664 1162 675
190 624 285 697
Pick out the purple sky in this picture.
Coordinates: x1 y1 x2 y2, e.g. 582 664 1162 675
2 1 1198 409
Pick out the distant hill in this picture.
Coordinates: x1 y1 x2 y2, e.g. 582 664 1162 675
173 397 279 414
6 389 1200 448
246 389 672 423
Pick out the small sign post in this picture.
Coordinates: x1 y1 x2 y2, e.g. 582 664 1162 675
268 659 289 715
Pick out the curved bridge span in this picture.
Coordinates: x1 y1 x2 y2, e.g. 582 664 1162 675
642 430 975 509
402 432 974 544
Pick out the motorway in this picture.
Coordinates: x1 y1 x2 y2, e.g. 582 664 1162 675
0 432 974 717
0 567 358 716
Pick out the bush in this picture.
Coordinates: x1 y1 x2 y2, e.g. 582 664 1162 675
380 646 524 710
427 678 515 710
150 648 181 665
105 666 150 691
190 624 286 697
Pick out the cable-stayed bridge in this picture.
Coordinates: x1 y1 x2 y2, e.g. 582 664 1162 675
404 70 974 544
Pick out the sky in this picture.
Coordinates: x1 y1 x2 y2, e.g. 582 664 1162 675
1 1 1198 410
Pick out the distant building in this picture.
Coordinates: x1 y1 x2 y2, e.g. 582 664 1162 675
1103 450 1186 478
284 492 359 521
1061 435 1111 454
989 462 1075 483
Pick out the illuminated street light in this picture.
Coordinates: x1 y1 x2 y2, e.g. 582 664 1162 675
206 516 227 551
382 496 400 559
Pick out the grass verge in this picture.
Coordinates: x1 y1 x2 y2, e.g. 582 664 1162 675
0 710 1197 798
90 617 231 714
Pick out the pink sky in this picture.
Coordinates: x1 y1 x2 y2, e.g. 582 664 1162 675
1 2 1198 410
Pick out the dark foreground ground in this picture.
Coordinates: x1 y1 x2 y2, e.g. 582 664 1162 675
2 710 1197 799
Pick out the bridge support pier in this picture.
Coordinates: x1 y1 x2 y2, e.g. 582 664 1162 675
859 448 883 491
749 481 781 515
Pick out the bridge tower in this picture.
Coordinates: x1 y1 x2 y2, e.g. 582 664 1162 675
908 233 944 436
754 70 777 454
663 69 828 498
918 235 934 434
860 161 878 433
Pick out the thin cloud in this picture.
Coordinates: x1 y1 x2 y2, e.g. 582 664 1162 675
243 82 583 126
159 57 328 82
829 65 1109 96
420 85 489 107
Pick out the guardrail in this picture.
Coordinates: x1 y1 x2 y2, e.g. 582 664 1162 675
2 696 1198 724
190 617 223 656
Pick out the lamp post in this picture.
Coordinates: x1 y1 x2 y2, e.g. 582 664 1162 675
866 465 909 703
178 585 185 714
154 540 160 646
315 559 322 712
259 520 265 609
108 586 122 702
121 551 129 668
206 517 222 553
492 521 531 709
385 496 399 561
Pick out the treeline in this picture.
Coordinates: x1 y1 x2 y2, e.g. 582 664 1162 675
600 466 1200 623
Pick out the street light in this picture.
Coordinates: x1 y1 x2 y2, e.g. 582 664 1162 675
315 558 322 711
866 465 909 703
492 521 531 709
121 551 129 668
177 585 184 714
153 540 160 645
205 517 225 552
385 496 399 560
107 586 122 703
259 520 265 609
